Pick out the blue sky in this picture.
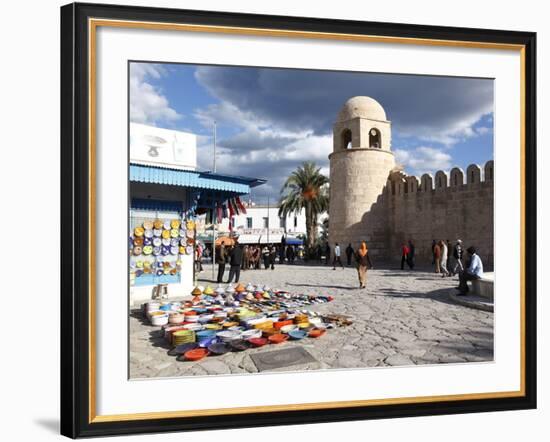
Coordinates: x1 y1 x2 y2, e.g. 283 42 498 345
130 62 494 203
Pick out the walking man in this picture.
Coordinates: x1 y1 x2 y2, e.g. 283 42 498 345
452 239 464 275
433 241 441 273
262 245 270 269
440 240 450 277
216 241 227 283
227 242 244 283
269 244 277 270
457 246 484 295
332 243 344 269
324 243 331 265
345 243 354 266
407 239 415 269
400 242 409 270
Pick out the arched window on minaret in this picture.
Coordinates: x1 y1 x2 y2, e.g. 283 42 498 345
369 128 381 148
341 128 352 150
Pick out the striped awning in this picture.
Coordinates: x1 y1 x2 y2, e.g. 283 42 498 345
130 164 265 194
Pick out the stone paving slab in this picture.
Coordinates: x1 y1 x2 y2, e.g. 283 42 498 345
129 264 494 379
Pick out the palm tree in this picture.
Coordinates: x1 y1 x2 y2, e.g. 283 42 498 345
279 161 329 252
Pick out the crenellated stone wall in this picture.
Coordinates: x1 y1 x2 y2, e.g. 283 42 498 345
339 160 494 268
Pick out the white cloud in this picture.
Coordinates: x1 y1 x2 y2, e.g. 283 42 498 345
394 146 453 176
129 63 181 125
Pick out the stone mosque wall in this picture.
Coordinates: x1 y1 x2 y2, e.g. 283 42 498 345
379 161 494 267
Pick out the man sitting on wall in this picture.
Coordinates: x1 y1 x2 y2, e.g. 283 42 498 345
457 246 484 295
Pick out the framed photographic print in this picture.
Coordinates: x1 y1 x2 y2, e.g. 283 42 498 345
60 2 537 438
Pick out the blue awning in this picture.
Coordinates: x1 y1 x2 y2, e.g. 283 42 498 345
130 164 265 194
285 238 304 245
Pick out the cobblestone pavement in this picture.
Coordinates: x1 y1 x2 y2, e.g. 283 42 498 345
129 263 494 379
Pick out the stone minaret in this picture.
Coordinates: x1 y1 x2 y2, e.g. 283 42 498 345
328 96 395 255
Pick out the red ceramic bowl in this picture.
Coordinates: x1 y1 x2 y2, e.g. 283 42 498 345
184 348 208 361
248 337 268 347
308 328 326 338
274 320 293 330
268 334 289 344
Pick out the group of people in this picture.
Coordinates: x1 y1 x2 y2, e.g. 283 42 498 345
215 242 304 284
428 238 485 295
212 236 483 295
431 239 465 277
323 241 374 288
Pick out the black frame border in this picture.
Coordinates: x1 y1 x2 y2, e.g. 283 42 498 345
60 2 537 438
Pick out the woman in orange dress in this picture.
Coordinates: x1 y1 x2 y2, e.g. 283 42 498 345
355 241 373 289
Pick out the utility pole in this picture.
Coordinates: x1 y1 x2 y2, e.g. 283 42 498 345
267 196 270 244
213 120 217 173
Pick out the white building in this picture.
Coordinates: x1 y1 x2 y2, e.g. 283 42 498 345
212 203 327 244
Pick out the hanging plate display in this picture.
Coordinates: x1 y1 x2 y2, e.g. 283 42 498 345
163 221 171 230
153 219 163 230
143 220 154 230
161 238 171 246
144 229 153 238
161 230 171 239
153 237 162 247
142 245 153 255
133 227 145 237
179 229 187 237
170 246 179 255
153 228 162 237
132 246 142 256
143 237 152 246
161 246 170 256
170 238 179 247
170 219 181 229
170 229 179 238
133 237 144 246
153 246 161 256
186 230 194 239
186 245 194 255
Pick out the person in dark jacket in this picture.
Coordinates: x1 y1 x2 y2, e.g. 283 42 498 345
269 244 277 270
400 243 410 270
452 239 464 276
324 243 331 265
216 241 227 283
407 240 415 269
227 242 244 283
345 243 354 266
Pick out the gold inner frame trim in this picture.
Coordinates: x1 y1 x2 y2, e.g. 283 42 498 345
88 18 527 424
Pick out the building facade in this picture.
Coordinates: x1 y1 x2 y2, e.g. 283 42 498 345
329 97 494 267
211 204 327 244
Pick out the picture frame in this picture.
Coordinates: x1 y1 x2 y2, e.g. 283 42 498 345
60 2 537 438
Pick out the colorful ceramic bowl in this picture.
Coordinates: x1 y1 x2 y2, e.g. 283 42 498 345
184 348 208 361
248 337 268 347
280 324 298 334
308 328 326 338
288 330 307 340
170 343 198 355
268 334 289 344
241 329 262 340
168 313 185 325
150 314 169 326
208 342 231 355
229 339 251 352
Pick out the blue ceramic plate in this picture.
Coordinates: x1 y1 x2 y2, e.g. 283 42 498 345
288 330 307 340
170 342 198 356
208 342 231 355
